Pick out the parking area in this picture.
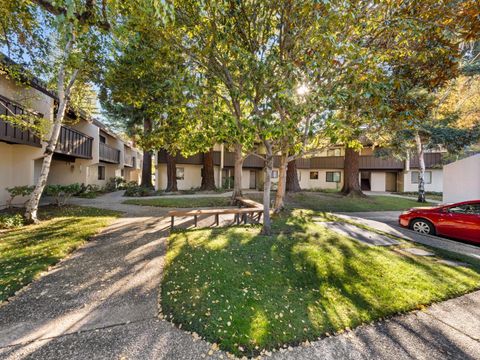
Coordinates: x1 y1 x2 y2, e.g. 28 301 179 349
335 211 480 261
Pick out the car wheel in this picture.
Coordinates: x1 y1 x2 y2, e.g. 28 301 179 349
410 219 435 235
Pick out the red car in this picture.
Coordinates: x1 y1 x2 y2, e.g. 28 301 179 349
399 200 480 244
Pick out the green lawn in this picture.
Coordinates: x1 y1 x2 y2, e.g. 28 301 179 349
394 192 443 202
285 192 432 212
161 211 480 357
0 206 119 303
123 197 231 208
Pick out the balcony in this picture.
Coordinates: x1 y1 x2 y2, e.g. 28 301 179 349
99 142 120 164
124 154 136 167
55 126 93 159
0 95 41 147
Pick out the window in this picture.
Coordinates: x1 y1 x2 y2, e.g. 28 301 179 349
310 171 319 180
271 170 279 179
98 166 105 180
448 204 480 215
326 171 341 183
411 171 432 184
327 148 341 157
121 169 125 177
176 167 184 180
99 135 106 144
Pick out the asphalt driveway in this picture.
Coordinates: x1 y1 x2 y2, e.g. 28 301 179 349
336 211 480 260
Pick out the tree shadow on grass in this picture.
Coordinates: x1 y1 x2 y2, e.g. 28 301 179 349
161 211 480 357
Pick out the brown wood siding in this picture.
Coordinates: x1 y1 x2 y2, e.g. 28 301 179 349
99 142 120 164
55 126 93 159
0 95 41 147
359 156 404 170
157 149 204 165
409 153 443 169
310 156 344 169
161 149 443 171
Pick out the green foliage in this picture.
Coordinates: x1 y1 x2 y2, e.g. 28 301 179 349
104 177 126 192
123 184 155 197
0 214 24 229
5 185 34 208
75 184 103 198
43 183 82 206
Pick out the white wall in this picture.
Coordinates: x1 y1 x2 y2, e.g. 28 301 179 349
443 154 480 203
156 164 203 190
298 169 343 190
0 143 44 208
401 169 443 193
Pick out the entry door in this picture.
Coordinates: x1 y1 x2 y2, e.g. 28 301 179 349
385 172 397 192
360 171 371 191
249 170 257 189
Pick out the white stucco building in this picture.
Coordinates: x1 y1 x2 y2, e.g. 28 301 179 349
0 60 142 208
155 146 444 193
443 154 480 203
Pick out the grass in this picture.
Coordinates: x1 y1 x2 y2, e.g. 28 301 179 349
394 192 443 202
0 206 119 303
161 211 480 357
284 192 433 212
123 197 231 208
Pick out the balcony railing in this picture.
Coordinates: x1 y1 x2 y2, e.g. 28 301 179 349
0 95 42 147
99 142 120 164
55 126 93 159
124 154 136 167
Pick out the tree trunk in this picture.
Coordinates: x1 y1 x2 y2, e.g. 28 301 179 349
24 39 78 223
231 143 244 200
140 118 153 188
262 141 273 235
273 154 288 213
200 148 216 191
415 132 426 203
286 159 301 192
341 145 365 197
165 152 178 192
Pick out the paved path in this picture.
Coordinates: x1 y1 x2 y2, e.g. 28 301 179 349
1 193 480 359
336 211 480 261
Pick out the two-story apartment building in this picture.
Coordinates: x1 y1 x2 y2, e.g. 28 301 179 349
155 145 444 193
0 60 142 208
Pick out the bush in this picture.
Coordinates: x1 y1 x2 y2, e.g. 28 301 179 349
44 184 82 206
123 184 153 197
76 184 103 198
0 213 24 229
5 185 35 208
105 177 126 192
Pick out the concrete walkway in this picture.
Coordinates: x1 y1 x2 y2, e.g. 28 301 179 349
1 193 479 359
336 211 480 261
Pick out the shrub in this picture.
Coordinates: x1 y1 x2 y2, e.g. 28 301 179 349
44 184 82 206
123 184 153 197
76 184 102 198
0 213 24 229
105 176 126 192
5 185 35 208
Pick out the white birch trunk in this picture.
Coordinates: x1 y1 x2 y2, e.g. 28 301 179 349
24 35 78 223
414 132 426 203
262 141 273 235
